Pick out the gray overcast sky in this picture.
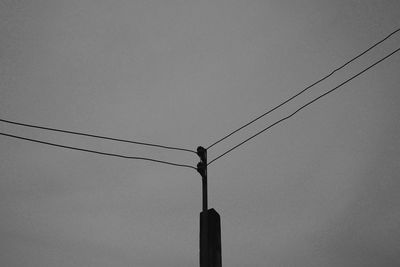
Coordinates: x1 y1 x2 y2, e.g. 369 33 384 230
1 1 400 266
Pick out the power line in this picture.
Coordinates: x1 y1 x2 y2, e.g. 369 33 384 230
208 47 400 166
0 132 197 170
206 27 400 150
0 118 196 154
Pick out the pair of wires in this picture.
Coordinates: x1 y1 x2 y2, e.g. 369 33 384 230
0 119 195 154
0 132 197 170
207 27 400 165
0 119 197 170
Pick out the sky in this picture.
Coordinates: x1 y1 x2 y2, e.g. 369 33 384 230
1 0 400 266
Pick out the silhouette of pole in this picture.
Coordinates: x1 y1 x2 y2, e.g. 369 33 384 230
200 209 222 267
197 146 222 267
197 146 207 212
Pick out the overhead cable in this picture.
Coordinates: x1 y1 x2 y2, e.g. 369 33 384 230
0 132 197 170
208 47 400 166
0 118 196 154
206 27 400 150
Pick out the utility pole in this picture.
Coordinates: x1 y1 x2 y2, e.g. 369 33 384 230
197 146 221 267
197 146 208 212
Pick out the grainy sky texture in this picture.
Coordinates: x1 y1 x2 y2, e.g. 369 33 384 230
1 1 400 266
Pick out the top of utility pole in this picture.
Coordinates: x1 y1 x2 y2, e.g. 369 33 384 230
196 146 208 212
